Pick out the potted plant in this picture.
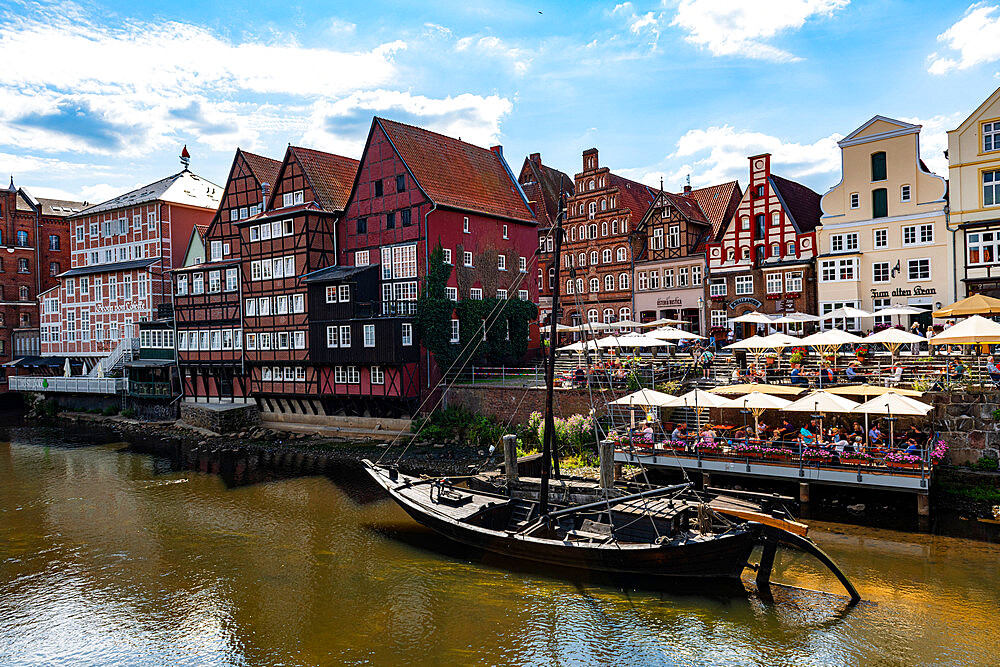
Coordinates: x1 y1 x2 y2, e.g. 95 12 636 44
803 447 833 463
929 440 949 466
839 451 873 466
762 447 793 461
884 451 923 470
854 346 870 364
696 442 721 455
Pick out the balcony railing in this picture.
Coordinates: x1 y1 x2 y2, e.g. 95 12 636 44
9 376 124 394
352 300 418 318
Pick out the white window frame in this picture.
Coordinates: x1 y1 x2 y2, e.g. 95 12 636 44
363 324 375 347
907 257 931 281
735 275 753 295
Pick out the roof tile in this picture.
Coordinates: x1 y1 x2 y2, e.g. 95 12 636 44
289 146 359 212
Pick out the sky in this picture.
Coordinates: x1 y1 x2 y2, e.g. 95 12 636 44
2 0 1000 206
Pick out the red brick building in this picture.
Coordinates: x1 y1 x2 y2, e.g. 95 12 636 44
0 178 84 385
517 153 573 327
172 148 280 401
40 165 221 365
705 154 821 338
333 117 539 416
560 148 655 329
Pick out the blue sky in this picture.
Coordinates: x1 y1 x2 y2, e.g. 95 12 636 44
3 0 1000 205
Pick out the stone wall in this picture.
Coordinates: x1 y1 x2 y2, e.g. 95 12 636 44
180 402 261 434
926 391 1000 465
444 385 604 425
129 399 179 422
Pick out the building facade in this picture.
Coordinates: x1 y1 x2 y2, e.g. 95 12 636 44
632 181 741 334
517 152 573 327
0 179 83 385
560 148 654 329
40 165 220 361
948 86 1000 301
172 148 281 401
818 117 949 330
705 154 821 338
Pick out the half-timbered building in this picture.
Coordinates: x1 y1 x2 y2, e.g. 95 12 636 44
0 178 84 387
172 149 280 401
560 148 655 330
334 117 538 416
39 160 220 370
236 146 359 415
632 181 741 334
705 154 821 338
517 153 574 326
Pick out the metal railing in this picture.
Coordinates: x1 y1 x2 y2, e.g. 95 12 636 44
127 380 173 397
88 337 138 377
9 376 124 394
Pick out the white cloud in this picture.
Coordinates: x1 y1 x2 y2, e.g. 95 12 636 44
928 3 1000 74
618 125 843 192
671 0 849 62
611 2 666 51
901 113 964 176
455 35 532 74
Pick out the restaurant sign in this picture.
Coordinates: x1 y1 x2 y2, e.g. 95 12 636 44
728 297 762 310
870 286 936 299
655 296 684 306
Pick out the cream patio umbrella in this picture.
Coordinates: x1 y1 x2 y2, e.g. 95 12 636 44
595 334 671 348
665 388 732 435
782 391 861 448
721 391 793 440
604 319 643 330
799 329 864 385
932 294 1000 318
873 305 928 328
928 315 1000 345
820 306 874 321
557 340 599 352
771 312 819 336
611 388 678 407
648 326 706 341
709 383 804 396
853 391 933 452
640 317 690 327
724 335 775 366
862 328 926 366
730 311 776 324
63 358 72 377
822 385 922 398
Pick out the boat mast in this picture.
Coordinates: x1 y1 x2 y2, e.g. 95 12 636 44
540 190 566 517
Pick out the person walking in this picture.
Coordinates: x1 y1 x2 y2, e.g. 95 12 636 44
909 321 921 356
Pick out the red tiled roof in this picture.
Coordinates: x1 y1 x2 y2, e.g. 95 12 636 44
378 117 535 223
685 181 742 239
289 146 360 212
770 174 821 232
661 191 708 224
608 172 655 217
195 224 209 238
241 150 282 191
519 155 573 227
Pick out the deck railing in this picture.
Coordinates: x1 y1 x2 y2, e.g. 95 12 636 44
9 376 124 394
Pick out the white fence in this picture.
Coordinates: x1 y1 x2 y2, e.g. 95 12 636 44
9 376 124 394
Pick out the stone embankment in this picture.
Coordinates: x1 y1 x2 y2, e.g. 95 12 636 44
925 391 1000 465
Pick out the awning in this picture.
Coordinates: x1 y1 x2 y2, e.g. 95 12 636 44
125 359 175 368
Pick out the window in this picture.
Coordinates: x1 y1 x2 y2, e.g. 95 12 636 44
787 242 796 256
208 270 221 293
222 329 233 350
470 288 483 300
276 295 288 314
565 279 574 295
831 233 858 253
245 298 256 316
334 366 346 383
19 285 29 301
616 247 627 262
588 202 596 219
326 326 339 348
450 319 460 343
735 275 753 295
822 301 861 331
872 188 888 218
710 278 726 297
497 255 506 271
440 248 452 265
903 224 933 245
357 217 367 234
347 366 360 384
601 249 610 264
518 289 528 300
771 243 780 257
192 273 204 294
463 217 470 233
80 277 89 295
651 228 664 250
908 258 930 280
590 277 600 293
601 222 608 237
820 258 858 282
850 193 860 209
785 271 803 292
766 273 782 294
692 265 702 286
363 325 375 347
871 151 887 181
258 297 271 316
502 224 508 239
326 286 338 303
18 258 29 273
576 278 584 294
968 231 1000 264
396 175 406 193
874 229 888 249
518 256 526 272
589 224 597 239
294 366 306 381
226 268 238 291
873 297 892 328
75 226 84 242
386 211 395 229
293 294 304 313
250 226 260 242
374 179 383 197
711 310 728 328
650 270 661 289
619 272 629 290
16 230 28 247
985 121 1000 152
463 251 473 267
604 274 614 291
496 289 507 299
873 261 890 283
901 184 911 202
637 272 648 290
371 366 384 385
402 323 413 346
356 250 370 266
338 285 350 302
446 286 457 300
48 234 60 250
50 262 59 275
667 225 680 248
210 241 222 261
340 325 352 347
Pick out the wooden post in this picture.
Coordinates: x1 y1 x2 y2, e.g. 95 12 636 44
916 493 930 517
599 438 614 489
702 472 712 489
799 482 810 503
503 434 518 485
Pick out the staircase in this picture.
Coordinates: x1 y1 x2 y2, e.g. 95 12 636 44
88 337 138 377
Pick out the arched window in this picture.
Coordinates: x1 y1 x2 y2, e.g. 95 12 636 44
16 230 28 247
600 199 607 211
19 285 29 300
588 202 597 219
590 250 598 265
771 243 780 257
603 308 614 324
616 247 627 262
589 224 597 239
570 227 575 242
588 179 595 191
610 195 615 208
601 222 608 236
546 236 553 252
548 267 554 288
771 211 780 226
565 254 573 267
621 220 628 233
727 248 736 261
588 309 598 323
566 279 574 294
579 252 586 266
602 248 612 263
741 247 750 260
619 307 631 321
590 277 600 293
579 225 586 240
787 241 796 255
604 274 614 291
619 272 630 290
537 268 543 289
576 278 584 294
612 220 618 235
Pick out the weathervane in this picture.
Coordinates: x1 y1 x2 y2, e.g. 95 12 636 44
180 145 191 170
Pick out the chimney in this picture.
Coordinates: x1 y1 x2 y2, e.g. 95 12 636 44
683 184 692 195
582 148 599 172
261 182 270 208
529 152 541 166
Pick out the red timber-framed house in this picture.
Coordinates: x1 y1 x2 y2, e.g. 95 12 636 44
172 149 280 401
705 154 821 338
0 179 84 387
560 148 655 331
38 163 220 369
517 153 574 327
235 146 359 416
632 180 742 334
331 117 539 417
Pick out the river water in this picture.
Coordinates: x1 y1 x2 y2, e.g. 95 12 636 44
1 420 998 666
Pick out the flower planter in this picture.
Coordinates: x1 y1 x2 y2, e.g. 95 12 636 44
840 457 868 466
886 461 921 471
805 456 831 464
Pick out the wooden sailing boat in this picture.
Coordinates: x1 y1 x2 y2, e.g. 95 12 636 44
363 193 860 601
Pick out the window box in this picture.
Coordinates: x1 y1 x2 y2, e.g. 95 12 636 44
783 292 801 299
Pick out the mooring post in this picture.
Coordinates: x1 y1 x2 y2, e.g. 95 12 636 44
503 434 518 485
916 493 930 517
799 482 810 504
599 438 614 489
702 472 712 489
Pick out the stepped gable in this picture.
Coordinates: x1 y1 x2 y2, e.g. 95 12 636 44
770 174 822 232
520 154 573 226
377 117 535 222
288 146 360 212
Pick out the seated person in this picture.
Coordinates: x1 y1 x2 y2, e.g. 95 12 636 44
641 422 654 442
773 419 794 444
731 367 742 384
948 359 967 379
574 366 586 386
988 355 1000 384
818 363 834 384
845 362 860 381
868 425 883 446
671 423 688 443
904 439 921 455
790 364 808 386
800 422 817 446
699 427 716 444
852 421 866 440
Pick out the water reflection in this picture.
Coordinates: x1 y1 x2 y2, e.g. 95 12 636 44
1 426 998 666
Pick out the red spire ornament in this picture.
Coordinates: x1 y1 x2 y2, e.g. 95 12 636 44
180 144 191 169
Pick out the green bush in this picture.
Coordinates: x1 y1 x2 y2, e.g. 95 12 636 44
971 456 999 471
411 405 508 447
121 408 136 418
102 405 119 416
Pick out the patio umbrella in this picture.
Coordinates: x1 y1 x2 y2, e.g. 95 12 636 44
641 317 689 327
853 391 933 451
63 358 72 377
928 315 1000 345
604 319 643 329
823 385 922 398
648 326 706 341
932 294 1000 318
610 388 678 407
820 306 874 321
799 329 864 385
783 391 861 447
862 328 926 365
772 312 821 322
721 391 793 439
760 333 801 347
665 389 732 435
725 335 776 363
709 383 804 396
557 340 599 352
596 334 671 348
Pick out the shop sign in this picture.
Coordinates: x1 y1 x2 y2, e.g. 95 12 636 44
656 296 684 306
728 297 762 310
870 286 936 299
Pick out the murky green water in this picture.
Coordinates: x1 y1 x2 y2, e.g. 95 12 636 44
1 421 997 666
